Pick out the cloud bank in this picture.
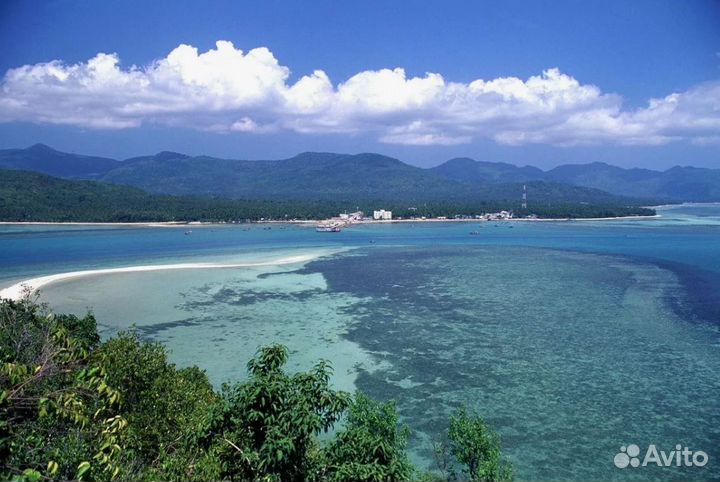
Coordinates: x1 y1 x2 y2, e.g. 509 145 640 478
1 40 719 146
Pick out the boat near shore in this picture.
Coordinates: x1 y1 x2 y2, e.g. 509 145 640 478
316 223 342 232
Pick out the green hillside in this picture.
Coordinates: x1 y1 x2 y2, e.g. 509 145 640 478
99 151 642 205
0 169 654 222
101 152 478 201
0 169 342 222
432 158 720 201
0 144 119 179
2 144 715 202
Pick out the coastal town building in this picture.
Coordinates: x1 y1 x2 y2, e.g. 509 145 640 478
480 210 513 221
373 209 392 220
339 211 364 221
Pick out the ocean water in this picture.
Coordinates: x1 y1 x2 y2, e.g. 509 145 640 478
1 205 719 481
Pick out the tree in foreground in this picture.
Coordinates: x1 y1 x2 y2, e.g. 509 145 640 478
200 344 351 482
1 297 514 481
434 406 513 482
98 331 218 481
322 393 414 481
0 295 125 481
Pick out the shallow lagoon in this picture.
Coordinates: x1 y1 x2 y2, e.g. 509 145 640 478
1 205 719 481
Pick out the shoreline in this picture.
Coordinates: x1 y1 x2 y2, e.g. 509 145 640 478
648 202 720 209
353 214 662 223
0 214 661 227
0 221 190 227
0 253 323 302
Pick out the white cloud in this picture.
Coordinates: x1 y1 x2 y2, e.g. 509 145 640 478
1 40 719 147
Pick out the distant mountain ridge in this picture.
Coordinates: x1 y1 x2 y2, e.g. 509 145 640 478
1 144 717 202
0 144 120 179
97 150 638 204
431 159 720 201
432 158 546 183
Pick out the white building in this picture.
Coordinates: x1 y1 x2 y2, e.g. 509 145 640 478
338 211 364 221
373 209 392 220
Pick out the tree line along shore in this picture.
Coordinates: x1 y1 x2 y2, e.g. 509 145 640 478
0 168 656 223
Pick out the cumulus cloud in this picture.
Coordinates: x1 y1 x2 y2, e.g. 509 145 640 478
1 40 719 146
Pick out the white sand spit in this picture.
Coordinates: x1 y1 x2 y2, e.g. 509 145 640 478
0 254 319 301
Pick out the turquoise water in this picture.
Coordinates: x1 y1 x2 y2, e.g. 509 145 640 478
1 205 719 481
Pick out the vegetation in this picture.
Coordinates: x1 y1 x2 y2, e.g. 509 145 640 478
0 168 346 222
97 152 659 205
431 157 720 202
1 297 513 481
0 144 119 180
0 168 654 222
4 144 718 202
431 408 513 482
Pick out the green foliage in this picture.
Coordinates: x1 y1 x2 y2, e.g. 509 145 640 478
441 406 513 482
1 298 515 481
97 331 217 479
201 344 350 481
322 393 413 482
0 168 360 223
0 296 125 481
0 167 654 222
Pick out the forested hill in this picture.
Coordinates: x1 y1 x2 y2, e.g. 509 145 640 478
1 144 716 202
0 168 340 222
431 158 720 201
102 152 468 200
0 169 654 222
0 143 119 179
100 151 642 204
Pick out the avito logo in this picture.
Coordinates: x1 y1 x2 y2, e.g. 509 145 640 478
614 444 709 469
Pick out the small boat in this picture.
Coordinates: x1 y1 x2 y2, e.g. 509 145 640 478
469 231 480 235
184 230 192 235
316 222 342 232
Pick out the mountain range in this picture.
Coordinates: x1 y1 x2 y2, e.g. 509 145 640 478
431 158 720 202
1 144 718 202
0 143 119 179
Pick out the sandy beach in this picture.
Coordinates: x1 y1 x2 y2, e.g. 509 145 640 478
0 253 322 301
0 221 190 227
0 213 661 228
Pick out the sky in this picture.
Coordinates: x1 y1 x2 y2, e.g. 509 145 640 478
0 0 719 169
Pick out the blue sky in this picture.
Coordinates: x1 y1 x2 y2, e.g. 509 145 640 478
0 0 718 168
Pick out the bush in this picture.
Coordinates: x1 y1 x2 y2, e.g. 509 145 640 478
322 393 413 481
1 298 514 481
